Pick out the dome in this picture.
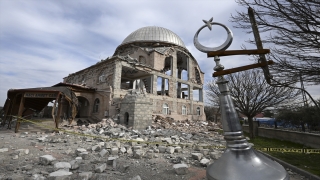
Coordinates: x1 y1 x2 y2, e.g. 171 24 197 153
120 26 186 48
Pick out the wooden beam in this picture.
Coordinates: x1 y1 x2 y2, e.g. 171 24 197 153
15 93 25 133
213 60 274 77
207 49 270 57
56 95 63 129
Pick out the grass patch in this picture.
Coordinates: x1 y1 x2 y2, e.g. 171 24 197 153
244 132 320 176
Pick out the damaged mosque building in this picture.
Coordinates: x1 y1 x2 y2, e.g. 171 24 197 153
2 26 205 131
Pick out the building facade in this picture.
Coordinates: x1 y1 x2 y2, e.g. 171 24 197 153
63 26 205 129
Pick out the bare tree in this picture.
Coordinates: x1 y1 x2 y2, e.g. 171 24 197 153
206 69 298 138
231 0 320 85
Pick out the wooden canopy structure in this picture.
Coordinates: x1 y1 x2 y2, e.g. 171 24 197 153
1 86 79 132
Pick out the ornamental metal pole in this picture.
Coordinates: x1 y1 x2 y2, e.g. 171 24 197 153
194 18 289 180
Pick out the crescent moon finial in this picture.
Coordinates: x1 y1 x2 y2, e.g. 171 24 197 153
194 18 233 53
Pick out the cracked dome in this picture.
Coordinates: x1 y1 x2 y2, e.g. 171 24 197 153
119 26 186 48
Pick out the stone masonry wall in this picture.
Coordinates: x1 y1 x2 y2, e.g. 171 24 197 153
119 90 153 130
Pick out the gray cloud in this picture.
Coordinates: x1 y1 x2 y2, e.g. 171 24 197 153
1 0 319 106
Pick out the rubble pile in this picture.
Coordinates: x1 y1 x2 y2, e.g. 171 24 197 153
0 117 227 180
0 118 307 180
152 115 222 134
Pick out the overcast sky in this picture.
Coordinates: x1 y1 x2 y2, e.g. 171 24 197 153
0 0 319 106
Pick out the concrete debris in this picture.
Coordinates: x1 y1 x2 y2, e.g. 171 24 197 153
3 117 305 180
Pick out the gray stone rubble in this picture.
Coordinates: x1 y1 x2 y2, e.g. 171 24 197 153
0 117 309 180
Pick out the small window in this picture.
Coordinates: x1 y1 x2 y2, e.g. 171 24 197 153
93 98 100 113
163 103 169 115
139 56 146 64
182 105 187 115
124 112 129 125
98 75 105 83
196 107 201 116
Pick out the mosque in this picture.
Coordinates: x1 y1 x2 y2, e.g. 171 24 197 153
2 26 205 131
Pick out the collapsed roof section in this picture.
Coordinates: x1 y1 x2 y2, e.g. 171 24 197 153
1 84 90 132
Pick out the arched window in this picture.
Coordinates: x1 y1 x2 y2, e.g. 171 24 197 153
182 105 187 115
93 98 100 113
163 103 169 115
196 107 201 116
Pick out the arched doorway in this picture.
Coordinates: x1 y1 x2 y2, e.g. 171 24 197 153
76 96 90 118
124 112 129 125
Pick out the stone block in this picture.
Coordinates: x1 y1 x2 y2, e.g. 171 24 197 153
15 149 29 155
0 148 9 153
209 151 221 160
80 152 89 160
133 150 144 159
92 145 101 152
79 163 92 172
173 164 188 175
70 160 81 170
110 147 119 155
76 148 87 155
99 149 108 157
191 153 203 161
39 155 56 165
78 172 92 180
48 170 72 178
54 162 71 171
95 163 107 173
166 147 175 154
107 156 118 165
158 146 166 153
91 173 109 180
200 158 210 167
174 146 182 153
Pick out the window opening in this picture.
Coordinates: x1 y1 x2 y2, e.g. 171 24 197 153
177 83 189 99
182 105 187 115
93 98 100 113
124 112 129 125
157 77 169 96
196 107 201 115
164 57 172 76
139 56 146 64
193 88 203 102
163 103 169 115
